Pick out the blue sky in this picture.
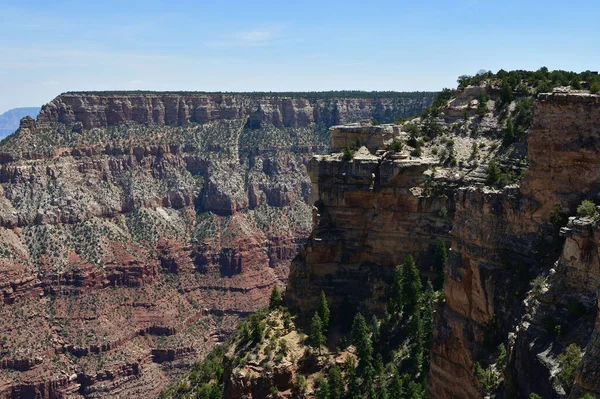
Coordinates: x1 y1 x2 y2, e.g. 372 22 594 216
1 0 599 113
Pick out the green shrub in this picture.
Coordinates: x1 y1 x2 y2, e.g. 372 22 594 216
410 146 422 157
486 161 502 186
550 204 568 232
530 276 546 297
474 362 502 394
577 200 598 220
422 120 444 138
343 145 356 161
389 139 403 152
590 81 600 94
555 344 582 393
477 93 490 116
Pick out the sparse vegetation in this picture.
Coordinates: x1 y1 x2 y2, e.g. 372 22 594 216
555 344 583 394
577 200 598 220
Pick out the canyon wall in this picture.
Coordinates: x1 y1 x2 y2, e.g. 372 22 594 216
0 92 433 398
286 93 600 398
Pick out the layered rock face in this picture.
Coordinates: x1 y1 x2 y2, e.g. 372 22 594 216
287 124 452 316
286 92 600 398
0 92 433 398
432 93 600 399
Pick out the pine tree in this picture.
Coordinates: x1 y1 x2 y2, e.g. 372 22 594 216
410 311 424 373
351 313 373 371
503 117 515 147
250 315 265 344
401 255 423 317
317 291 331 334
310 313 325 353
432 241 447 291
374 353 385 383
315 376 331 399
500 79 514 104
376 385 388 399
388 265 404 314
344 358 361 399
407 381 426 399
269 285 283 310
363 364 376 398
389 373 404 399
370 315 380 346
328 364 344 399
421 281 434 374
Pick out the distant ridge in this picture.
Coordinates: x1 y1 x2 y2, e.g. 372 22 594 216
62 90 437 99
0 107 40 138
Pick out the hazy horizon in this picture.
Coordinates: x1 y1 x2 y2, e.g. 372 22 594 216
1 0 599 113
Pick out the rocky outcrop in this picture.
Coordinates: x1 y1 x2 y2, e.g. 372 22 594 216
432 93 600 399
29 92 434 132
0 91 432 398
286 91 600 398
287 123 453 317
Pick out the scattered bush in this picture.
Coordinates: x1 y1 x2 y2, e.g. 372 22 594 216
549 204 568 232
474 362 502 395
343 145 356 161
530 276 546 297
389 138 403 152
577 200 598 220
555 344 583 394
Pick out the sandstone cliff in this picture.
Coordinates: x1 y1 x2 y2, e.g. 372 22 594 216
0 91 433 398
286 90 600 398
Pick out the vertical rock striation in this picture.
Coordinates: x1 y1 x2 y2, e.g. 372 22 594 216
0 91 433 398
285 92 600 398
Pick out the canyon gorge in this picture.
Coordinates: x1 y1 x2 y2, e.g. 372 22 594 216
0 92 434 398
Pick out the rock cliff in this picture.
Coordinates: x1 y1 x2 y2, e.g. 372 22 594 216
0 91 433 398
286 90 600 398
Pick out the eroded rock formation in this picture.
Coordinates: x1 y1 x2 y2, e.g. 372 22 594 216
0 92 434 398
286 92 600 398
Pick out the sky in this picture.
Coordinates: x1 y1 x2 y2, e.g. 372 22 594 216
1 0 599 113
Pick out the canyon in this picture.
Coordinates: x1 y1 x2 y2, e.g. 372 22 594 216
0 92 434 398
285 88 600 398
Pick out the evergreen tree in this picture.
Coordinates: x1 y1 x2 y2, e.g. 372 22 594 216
421 281 435 374
344 358 361 399
376 385 388 399
328 364 345 399
401 255 423 317
503 117 515 147
388 265 404 314
410 311 425 373
310 312 325 353
363 364 376 398
250 315 265 344
432 241 447 290
389 373 404 399
269 285 283 310
500 80 514 104
351 313 373 371
317 291 331 333
406 381 426 399
240 322 250 342
374 353 385 383
315 376 331 399
370 315 380 346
